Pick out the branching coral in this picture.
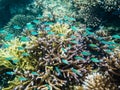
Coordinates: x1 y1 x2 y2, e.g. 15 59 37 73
1 24 91 89
1 21 120 89
0 37 35 71
73 0 120 27
103 48 120 86
82 73 118 90
4 14 35 36
19 31 93 89
50 23 71 35
30 0 75 19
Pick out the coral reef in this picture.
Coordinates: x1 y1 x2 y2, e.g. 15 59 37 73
0 19 119 89
0 0 33 28
4 14 35 36
103 48 120 86
39 0 75 19
0 0 120 89
82 73 117 90
73 0 120 28
1 27 92 89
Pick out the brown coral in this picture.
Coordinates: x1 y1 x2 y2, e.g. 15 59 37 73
82 73 118 90
103 48 120 86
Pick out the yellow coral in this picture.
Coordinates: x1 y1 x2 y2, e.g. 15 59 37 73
0 38 34 70
50 23 71 35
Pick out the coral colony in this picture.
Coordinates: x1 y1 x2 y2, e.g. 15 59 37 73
0 0 120 90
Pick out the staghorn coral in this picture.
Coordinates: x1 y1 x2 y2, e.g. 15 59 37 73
50 22 71 37
1 21 120 89
1 24 92 89
14 31 92 89
82 72 118 90
0 37 35 71
0 38 34 89
103 48 120 86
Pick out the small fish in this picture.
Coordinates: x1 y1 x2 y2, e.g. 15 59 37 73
112 35 120 39
85 30 94 35
56 19 63 24
64 16 69 20
71 68 81 76
64 21 71 24
37 14 44 19
0 30 7 34
12 59 19 64
5 57 13 61
97 37 103 41
22 52 30 57
70 40 78 44
44 27 51 31
101 41 116 45
20 36 30 42
33 20 41 24
2 44 10 48
69 17 76 21
6 71 15 75
108 45 116 49
26 23 34 30
81 51 91 56
17 46 24 50
31 31 38 36
112 9 120 15
19 77 27 81
4 34 14 41
58 33 65 37
62 59 69 64
70 35 77 39
31 72 39 75
61 48 67 53
13 25 21 29
44 22 53 25
47 31 54 35
74 56 85 61
86 27 92 31
45 84 51 90
104 49 113 54
90 58 101 63
89 44 98 48
48 14 53 18
55 66 61 76
67 44 72 49
71 26 78 31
